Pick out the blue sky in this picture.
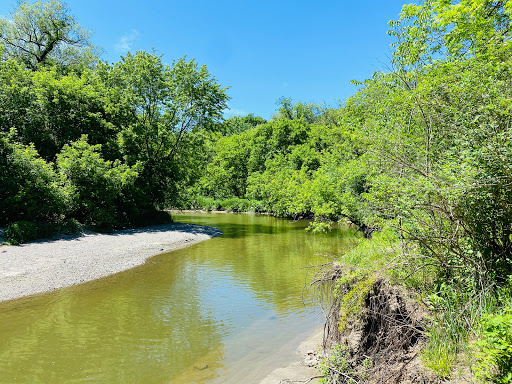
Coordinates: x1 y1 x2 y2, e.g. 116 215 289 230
0 0 409 119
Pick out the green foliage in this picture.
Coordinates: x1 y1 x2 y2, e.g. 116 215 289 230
56 136 140 231
219 197 253 212
0 59 34 135
421 327 458 379
0 2 230 238
319 344 356 384
339 229 399 271
109 51 229 206
247 158 313 217
0 0 98 70
192 98 374 228
418 277 512 380
0 59 118 161
221 113 266 136
305 220 333 234
0 132 70 225
199 130 253 198
5 218 82 245
182 195 265 213
6 221 56 245
274 97 321 123
389 0 512 68
474 307 512 383
127 210 173 228
187 196 221 211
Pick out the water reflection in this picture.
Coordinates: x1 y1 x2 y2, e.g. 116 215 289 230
0 213 356 383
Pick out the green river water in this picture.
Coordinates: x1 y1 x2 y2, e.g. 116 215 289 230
0 213 357 383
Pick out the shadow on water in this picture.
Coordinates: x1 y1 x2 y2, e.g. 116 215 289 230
171 212 356 240
10 212 350 245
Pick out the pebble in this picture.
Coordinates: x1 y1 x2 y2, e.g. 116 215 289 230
304 356 319 367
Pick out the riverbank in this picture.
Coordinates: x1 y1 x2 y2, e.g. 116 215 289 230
0 222 222 302
259 327 324 384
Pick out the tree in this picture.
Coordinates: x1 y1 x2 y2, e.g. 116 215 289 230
0 59 117 161
199 130 254 198
357 0 512 283
221 114 266 136
273 97 321 123
108 51 229 206
389 0 512 68
0 0 98 70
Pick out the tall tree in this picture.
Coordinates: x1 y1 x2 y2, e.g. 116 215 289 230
108 51 229 206
0 0 98 70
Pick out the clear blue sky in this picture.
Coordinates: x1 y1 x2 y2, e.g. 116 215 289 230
0 0 409 119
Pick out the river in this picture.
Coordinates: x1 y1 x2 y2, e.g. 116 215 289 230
0 213 356 383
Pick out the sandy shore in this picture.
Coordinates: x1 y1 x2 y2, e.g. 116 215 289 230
0 223 222 303
259 327 324 384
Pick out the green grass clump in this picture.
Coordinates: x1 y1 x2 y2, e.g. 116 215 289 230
334 270 375 333
340 228 398 271
319 344 354 384
421 328 458 379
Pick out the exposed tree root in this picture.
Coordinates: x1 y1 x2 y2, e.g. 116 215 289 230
310 265 441 384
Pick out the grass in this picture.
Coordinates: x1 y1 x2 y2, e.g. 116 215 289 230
322 223 512 382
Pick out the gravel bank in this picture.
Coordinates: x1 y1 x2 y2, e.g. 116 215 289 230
0 223 222 303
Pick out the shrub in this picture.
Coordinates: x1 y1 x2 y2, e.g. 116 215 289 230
129 210 173 227
189 196 221 211
474 308 512 383
57 135 140 230
220 197 252 212
5 219 84 245
6 221 55 244
319 344 356 384
59 218 83 234
0 133 70 225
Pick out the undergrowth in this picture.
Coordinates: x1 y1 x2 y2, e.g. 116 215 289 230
318 225 512 383
319 344 361 384
177 195 267 213
5 219 82 244
4 210 173 244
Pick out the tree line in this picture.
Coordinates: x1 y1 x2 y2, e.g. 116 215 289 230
180 0 512 380
0 0 228 241
1 0 512 379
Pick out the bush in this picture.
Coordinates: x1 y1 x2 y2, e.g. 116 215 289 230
5 219 84 245
220 197 253 212
6 221 55 244
0 133 70 225
57 135 140 230
319 344 356 384
128 210 173 227
189 196 221 211
474 308 512 383
60 218 83 234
